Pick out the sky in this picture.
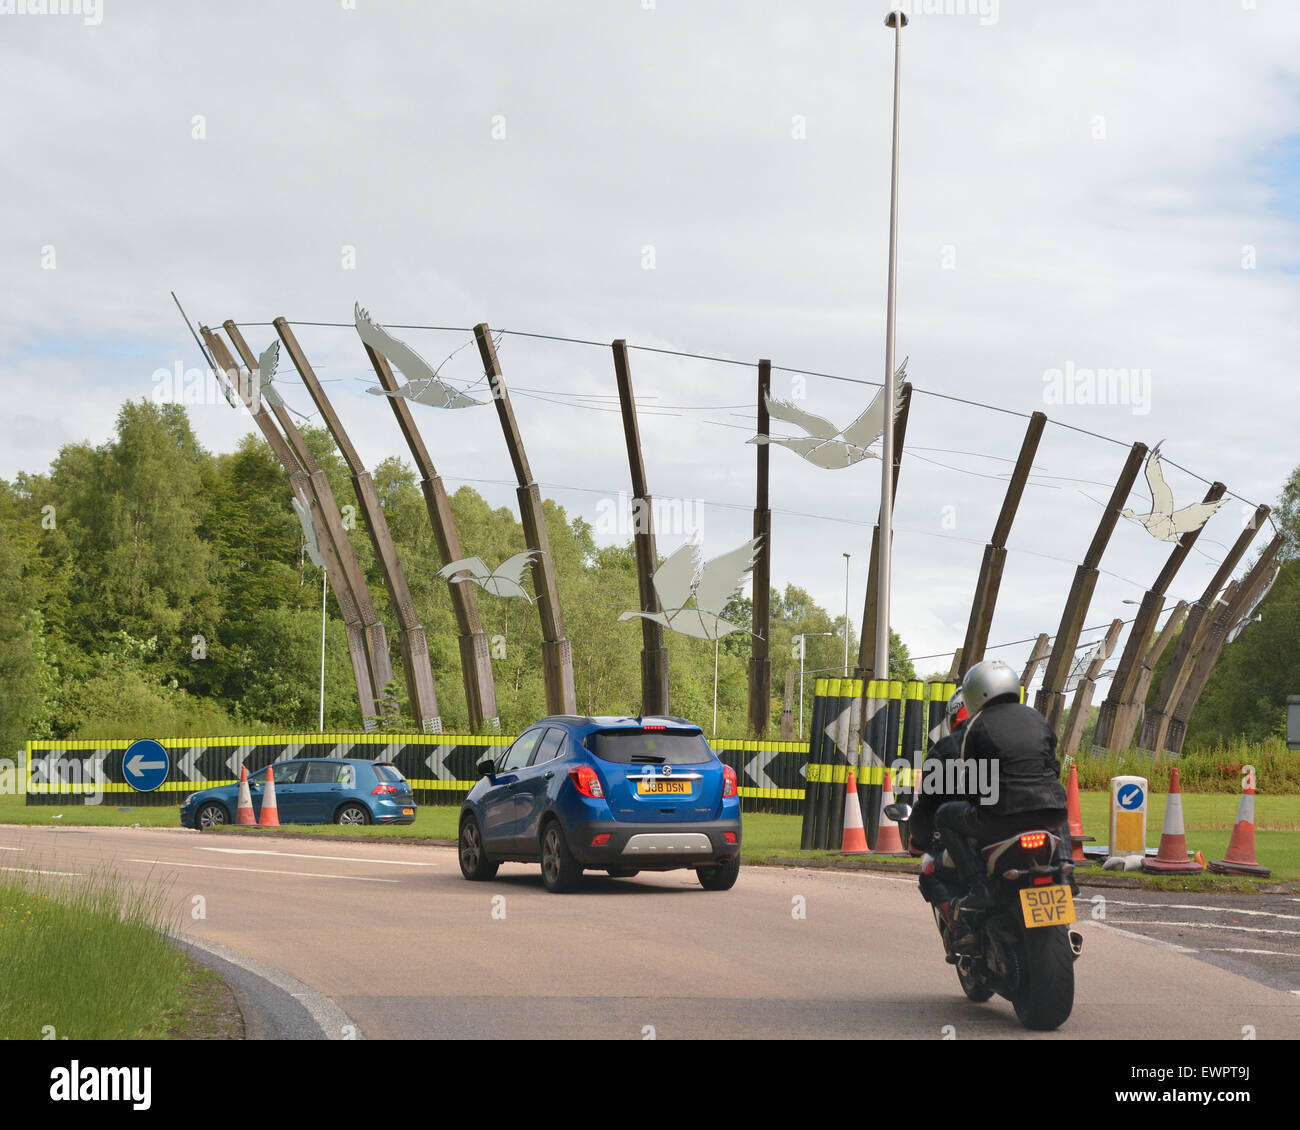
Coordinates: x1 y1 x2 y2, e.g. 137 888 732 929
3 0 1298 693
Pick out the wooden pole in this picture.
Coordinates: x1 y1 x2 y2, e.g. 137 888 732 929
1020 633 1052 692
203 327 381 723
612 340 668 716
1060 617 1124 758
272 318 442 732
1109 599 1187 753
360 339 501 732
749 359 773 736
1035 442 1147 731
959 412 1047 674
1142 504 1270 751
1092 480 1226 751
473 324 577 715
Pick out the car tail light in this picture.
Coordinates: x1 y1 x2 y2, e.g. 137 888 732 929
372 784 398 795
642 724 665 730
569 765 604 799
722 765 738 798
591 833 611 846
1019 832 1047 850
723 832 737 845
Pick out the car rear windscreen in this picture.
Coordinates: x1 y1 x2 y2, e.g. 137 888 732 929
373 764 407 783
586 731 713 765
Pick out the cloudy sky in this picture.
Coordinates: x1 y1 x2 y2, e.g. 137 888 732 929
3 0 1297 690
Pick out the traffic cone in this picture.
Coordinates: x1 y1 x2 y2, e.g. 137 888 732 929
1209 778 1270 877
258 764 280 828
1064 763 1094 863
873 770 906 855
236 766 256 826
1141 767 1203 874
840 767 869 854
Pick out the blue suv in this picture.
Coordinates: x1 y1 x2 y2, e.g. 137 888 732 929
457 716 742 892
180 759 416 828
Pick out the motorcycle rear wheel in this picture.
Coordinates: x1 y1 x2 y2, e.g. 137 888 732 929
956 959 994 1003
1012 924 1074 1031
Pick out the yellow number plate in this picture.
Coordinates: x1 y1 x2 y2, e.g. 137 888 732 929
402 808 414 815
636 781 691 795
1019 885 1076 928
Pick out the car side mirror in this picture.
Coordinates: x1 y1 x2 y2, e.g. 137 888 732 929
883 802 912 823
476 756 496 779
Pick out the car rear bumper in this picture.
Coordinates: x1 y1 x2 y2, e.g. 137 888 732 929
566 818 741 868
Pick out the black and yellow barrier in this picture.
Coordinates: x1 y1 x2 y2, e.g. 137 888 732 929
800 679 832 849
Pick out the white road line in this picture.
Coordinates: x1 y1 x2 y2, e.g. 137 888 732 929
1112 919 1300 937
196 847 432 867
1100 900 1300 922
127 859 401 883
0 847 21 852
1208 948 1300 957
1 867 81 877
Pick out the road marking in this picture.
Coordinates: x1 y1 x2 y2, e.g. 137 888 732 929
0 847 21 852
1101 900 1300 922
1112 919 1300 937
196 847 432 867
127 859 401 883
1086 921 1199 954
1 867 81 877
1207 948 1300 957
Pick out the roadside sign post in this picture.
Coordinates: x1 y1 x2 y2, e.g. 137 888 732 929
1108 775 1148 859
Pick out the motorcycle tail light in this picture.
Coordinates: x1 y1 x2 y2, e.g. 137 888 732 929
1019 832 1047 850
1033 875 1053 886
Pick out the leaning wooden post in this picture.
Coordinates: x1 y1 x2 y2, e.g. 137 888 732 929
959 412 1047 674
1060 618 1124 758
474 324 578 715
748 359 773 736
781 669 795 741
220 323 395 709
1035 441 1147 732
360 338 501 732
1019 633 1051 692
1092 480 1226 752
273 318 443 732
204 327 381 723
1142 505 1270 752
1166 532 1285 753
612 340 668 716
1109 600 1187 753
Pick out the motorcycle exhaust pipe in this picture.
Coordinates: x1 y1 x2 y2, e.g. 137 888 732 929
1069 930 1084 958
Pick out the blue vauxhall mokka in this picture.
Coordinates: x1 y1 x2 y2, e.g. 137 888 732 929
457 716 743 892
179 759 416 828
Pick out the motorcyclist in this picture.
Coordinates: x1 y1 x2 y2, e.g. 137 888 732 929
934 659 1069 921
908 688 968 857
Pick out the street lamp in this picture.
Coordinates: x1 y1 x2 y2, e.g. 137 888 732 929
793 632 833 739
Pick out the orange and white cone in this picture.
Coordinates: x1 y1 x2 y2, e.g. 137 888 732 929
1209 776 1270 877
873 770 906 855
258 764 280 828
1142 767 1203 874
1065 763 1093 863
236 766 256 826
840 767 869 854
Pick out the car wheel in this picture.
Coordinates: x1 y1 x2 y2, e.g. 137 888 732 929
605 869 639 878
540 821 582 893
196 803 228 830
458 815 499 881
335 803 371 826
697 856 741 891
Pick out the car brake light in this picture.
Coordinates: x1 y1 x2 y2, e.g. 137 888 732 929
642 724 666 730
1019 832 1047 850
569 765 604 799
372 784 398 795
722 765 738 798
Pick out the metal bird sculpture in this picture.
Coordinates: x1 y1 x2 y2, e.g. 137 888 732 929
355 304 484 410
252 340 285 409
290 487 324 569
748 358 907 469
436 551 540 601
1226 565 1279 644
618 538 761 641
1120 444 1226 542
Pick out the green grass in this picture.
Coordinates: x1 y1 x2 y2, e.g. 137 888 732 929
0 868 195 1040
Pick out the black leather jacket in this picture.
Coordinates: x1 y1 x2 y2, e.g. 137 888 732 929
958 697 1068 818
908 722 967 853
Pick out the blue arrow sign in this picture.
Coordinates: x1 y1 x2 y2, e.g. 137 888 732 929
1117 783 1144 811
123 739 169 793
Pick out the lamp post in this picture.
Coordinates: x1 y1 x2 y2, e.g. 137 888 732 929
794 632 833 739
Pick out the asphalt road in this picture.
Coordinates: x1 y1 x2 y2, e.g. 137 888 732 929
3 824 1298 1040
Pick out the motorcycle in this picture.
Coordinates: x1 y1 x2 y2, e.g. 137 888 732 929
886 802 1084 1031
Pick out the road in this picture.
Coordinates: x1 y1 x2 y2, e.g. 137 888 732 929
3 824 1298 1040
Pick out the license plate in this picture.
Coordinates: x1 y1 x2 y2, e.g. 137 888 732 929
1019 885 1076 928
402 808 414 815
636 781 691 795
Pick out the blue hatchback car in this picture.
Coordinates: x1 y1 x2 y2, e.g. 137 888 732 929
180 759 417 829
458 716 742 892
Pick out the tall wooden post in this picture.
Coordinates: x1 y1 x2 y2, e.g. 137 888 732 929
1108 600 1187 753
1142 505 1270 751
1165 532 1285 753
781 669 795 740
748 359 773 736
1035 442 1147 731
205 327 385 722
1060 618 1124 757
272 318 443 732
474 324 577 715
612 340 668 716
1092 481 1226 752
959 412 1047 674
1020 633 1051 692
360 340 501 732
